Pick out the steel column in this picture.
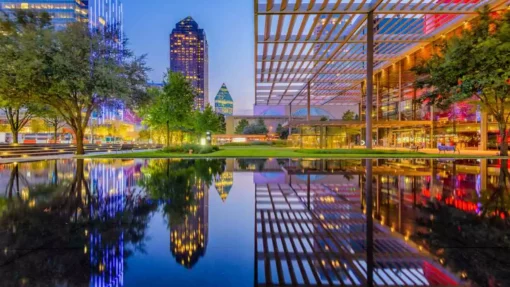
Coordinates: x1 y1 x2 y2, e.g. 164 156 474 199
365 12 374 149
307 82 311 121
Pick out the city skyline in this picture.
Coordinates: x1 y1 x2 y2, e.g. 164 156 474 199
121 0 254 115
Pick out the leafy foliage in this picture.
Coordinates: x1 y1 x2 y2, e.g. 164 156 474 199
0 10 51 142
413 7 510 154
234 119 249 135
243 118 268 135
342 110 355 121
142 72 195 146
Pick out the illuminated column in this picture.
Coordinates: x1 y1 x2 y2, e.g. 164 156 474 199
480 111 488 151
398 60 403 121
365 11 374 149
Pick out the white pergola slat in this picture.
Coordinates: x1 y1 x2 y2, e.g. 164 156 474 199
255 0 510 107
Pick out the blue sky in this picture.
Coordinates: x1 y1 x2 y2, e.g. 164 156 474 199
122 0 255 114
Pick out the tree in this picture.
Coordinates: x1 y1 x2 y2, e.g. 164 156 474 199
243 118 268 135
235 119 249 134
39 107 66 143
38 22 149 154
413 7 510 155
29 119 46 134
0 10 51 143
194 104 221 137
342 110 355 121
276 123 289 139
142 72 195 147
218 114 226 134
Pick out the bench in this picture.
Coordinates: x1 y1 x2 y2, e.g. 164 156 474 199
409 145 420 152
438 145 460 154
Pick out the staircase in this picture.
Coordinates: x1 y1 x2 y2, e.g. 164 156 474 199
0 143 162 159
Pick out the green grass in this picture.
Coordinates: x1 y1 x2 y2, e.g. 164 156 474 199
83 146 495 159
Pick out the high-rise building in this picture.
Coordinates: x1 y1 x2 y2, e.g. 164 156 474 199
170 16 209 111
0 0 123 31
214 83 234 116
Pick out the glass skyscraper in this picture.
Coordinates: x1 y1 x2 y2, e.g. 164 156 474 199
214 83 234 116
0 0 123 31
170 17 209 111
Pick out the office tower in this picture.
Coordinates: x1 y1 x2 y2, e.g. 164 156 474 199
170 16 209 111
214 83 234 116
0 0 123 31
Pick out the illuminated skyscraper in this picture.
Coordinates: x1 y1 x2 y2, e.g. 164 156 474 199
0 0 123 31
214 83 234 116
170 16 209 111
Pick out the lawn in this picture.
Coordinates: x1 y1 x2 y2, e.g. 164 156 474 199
84 146 490 159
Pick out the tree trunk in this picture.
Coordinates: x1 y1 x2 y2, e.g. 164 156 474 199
54 124 58 145
166 121 170 147
12 130 18 144
75 128 85 155
499 122 508 156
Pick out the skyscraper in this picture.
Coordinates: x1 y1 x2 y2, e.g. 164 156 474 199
0 0 123 31
170 16 209 111
214 83 234 116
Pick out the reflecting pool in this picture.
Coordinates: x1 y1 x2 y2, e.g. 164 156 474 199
0 158 509 286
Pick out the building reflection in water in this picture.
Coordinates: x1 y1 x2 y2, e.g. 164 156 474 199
170 180 209 269
214 172 233 202
0 158 508 286
254 159 463 286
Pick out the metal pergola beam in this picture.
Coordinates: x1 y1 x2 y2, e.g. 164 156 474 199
254 0 507 107
258 2 482 15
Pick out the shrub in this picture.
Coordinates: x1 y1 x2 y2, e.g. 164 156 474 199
161 144 219 154
272 140 289 147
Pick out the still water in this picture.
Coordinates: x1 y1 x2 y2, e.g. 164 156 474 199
0 158 509 287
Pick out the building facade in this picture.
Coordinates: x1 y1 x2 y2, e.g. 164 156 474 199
214 83 234 116
170 17 209 111
0 0 123 31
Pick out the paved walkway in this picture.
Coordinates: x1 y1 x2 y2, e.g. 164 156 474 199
0 149 158 164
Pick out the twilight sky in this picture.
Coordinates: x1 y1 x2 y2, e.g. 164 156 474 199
122 0 255 114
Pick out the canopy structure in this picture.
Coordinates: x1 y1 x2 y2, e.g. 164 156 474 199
254 0 509 108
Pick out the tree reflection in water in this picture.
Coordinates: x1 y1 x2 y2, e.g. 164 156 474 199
0 159 158 286
413 160 510 287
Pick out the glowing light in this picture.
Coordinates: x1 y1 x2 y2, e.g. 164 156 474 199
200 138 206 146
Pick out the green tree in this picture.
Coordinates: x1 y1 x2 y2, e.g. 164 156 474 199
218 113 226 134
29 119 47 134
38 22 149 154
342 110 355 121
413 8 510 155
243 118 268 135
194 104 221 137
143 72 195 147
0 10 51 143
39 107 66 143
235 119 249 134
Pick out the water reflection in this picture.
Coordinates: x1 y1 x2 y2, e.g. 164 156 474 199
0 158 508 286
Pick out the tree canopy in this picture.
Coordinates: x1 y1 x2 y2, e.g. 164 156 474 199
0 10 52 143
235 119 249 135
413 7 510 155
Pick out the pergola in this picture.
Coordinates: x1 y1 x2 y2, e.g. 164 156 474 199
254 0 509 148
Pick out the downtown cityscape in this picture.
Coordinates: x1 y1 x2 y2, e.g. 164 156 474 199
0 0 510 287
